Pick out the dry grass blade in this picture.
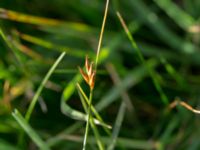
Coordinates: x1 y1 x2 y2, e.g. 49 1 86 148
170 98 200 114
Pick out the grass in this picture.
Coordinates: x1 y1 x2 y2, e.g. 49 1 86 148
0 0 200 150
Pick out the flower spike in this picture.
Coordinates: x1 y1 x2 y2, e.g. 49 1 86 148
79 56 96 90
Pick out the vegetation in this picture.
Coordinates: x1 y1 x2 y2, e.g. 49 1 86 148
0 0 200 149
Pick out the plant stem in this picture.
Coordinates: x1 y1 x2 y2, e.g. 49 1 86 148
82 1 110 149
95 0 110 70
82 89 93 150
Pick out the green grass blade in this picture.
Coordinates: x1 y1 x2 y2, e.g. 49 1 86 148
61 73 104 125
117 12 168 105
77 83 112 131
25 51 66 121
95 0 110 68
160 57 187 88
77 87 104 150
82 91 93 150
61 74 91 121
159 115 180 148
89 119 105 150
77 85 88 113
153 0 195 30
61 85 110 128
107 102 126 150
16 51 65 146
0 28 27 74
129 0 197 54
12 109 50 150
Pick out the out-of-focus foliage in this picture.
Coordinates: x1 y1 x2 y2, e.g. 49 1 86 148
0 0 200 149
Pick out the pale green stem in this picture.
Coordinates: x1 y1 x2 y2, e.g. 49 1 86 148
82 1 110 149
82 89 93 150
95 0 110 69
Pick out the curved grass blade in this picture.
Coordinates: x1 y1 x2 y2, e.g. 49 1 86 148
25 51 66 121
16 51 65 146
61 80 111 129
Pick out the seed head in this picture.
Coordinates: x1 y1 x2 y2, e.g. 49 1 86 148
79 56 96 90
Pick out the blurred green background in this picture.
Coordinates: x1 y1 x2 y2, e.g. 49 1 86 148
0 0 200 149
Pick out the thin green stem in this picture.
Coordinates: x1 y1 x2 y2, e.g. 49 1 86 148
82 89 93 150
95 0 110 70
77 83 111 131
82 1 110 149
90 118 104 150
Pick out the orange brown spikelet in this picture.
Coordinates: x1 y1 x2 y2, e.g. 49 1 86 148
79 56 96 90
78 67 89 84
89 71 96 90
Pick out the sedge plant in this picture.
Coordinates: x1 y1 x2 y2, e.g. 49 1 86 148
77 0 110 150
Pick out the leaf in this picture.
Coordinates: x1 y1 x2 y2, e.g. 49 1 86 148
25 51 66 121
12 109 50 150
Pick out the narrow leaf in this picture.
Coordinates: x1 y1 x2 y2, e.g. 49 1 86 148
12 109 50 150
